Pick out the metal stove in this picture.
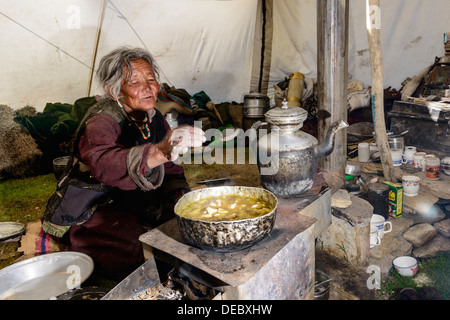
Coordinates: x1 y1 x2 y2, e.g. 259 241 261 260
103 185 331 300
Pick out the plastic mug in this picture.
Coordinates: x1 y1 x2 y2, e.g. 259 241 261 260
370 225 381 248
421 154 435 172
370 214 392 239
391 149 403 166
413 152 426 169
402 175 420 197
403 146 417 165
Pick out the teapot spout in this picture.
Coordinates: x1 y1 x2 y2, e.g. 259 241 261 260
315 120 349 158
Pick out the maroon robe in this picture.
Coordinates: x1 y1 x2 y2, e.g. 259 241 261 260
63 104 189 281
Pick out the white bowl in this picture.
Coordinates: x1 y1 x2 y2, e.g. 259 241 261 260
393 256 418 277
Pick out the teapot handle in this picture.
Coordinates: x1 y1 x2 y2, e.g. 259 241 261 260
250 121 268 130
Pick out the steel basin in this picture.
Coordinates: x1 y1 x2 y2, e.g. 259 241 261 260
0 252 93 300
174 186 278 252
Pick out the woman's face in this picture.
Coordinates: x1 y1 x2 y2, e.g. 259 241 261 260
119 59 160 116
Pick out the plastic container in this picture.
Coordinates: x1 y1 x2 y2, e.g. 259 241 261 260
425 156 440 180
388 136 404 151
165 112 178 130
358 142 370 162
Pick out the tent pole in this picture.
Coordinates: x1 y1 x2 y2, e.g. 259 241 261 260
317 0 349 179
366 0 395 182
87 0 106 96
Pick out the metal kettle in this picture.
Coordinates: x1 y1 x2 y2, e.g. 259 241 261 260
252 100 348 197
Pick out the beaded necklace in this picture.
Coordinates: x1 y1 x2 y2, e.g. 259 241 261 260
133 119 151 140
117 100 151 140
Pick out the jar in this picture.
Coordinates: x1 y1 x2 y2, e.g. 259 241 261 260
368 183 390 219
165 112 178 130
358 142 370 162
425 156 440 180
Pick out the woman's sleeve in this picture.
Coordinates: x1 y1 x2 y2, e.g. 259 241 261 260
77 113 164 191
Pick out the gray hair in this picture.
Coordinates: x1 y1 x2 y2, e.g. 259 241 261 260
96 47 160 100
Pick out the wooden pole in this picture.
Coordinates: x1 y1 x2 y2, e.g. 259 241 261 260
87 0 106 96
317 0 349 176
366 0 395 181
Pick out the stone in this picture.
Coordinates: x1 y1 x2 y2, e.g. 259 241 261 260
369 253 396 279
317 195 373 266
412 234 450 258
370 234 399 259
370 234 412 260
403 223 438 247
402 191 438 215
331 194 373 227
388 216 414 237
434 218 450 238
331 189 352 208
391 236 413 258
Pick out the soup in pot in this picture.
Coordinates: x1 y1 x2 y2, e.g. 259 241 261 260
178 194 273 222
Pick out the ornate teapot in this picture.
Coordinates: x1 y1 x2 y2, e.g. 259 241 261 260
252 100 348 197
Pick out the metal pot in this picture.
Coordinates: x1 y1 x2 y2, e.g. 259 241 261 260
174 186 278 252
252 100 348 197
243 93 270 119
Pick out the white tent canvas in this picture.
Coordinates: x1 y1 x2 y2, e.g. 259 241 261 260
1 0 449 111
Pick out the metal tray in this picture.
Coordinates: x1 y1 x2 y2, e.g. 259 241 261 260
0 222 25 241
0 252 94 300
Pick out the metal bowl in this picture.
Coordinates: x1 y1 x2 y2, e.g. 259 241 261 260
174 186 278 252
0 252 94 300
345 162 361 176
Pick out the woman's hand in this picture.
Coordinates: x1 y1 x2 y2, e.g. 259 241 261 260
169 126 206 160
149 125 206 168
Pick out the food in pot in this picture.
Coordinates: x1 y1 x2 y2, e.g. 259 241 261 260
177 194 273 222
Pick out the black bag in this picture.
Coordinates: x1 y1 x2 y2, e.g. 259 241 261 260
43 157 113 226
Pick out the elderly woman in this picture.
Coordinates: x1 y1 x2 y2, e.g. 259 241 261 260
42 47 205 280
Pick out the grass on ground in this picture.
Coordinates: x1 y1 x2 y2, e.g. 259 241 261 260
0 173 57 224
379 252 450 300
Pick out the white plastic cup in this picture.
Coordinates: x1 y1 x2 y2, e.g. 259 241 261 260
402 175 420 197
413 152 426 169
391 149 403 166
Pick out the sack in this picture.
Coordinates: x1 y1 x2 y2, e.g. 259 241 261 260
43 157 112 227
